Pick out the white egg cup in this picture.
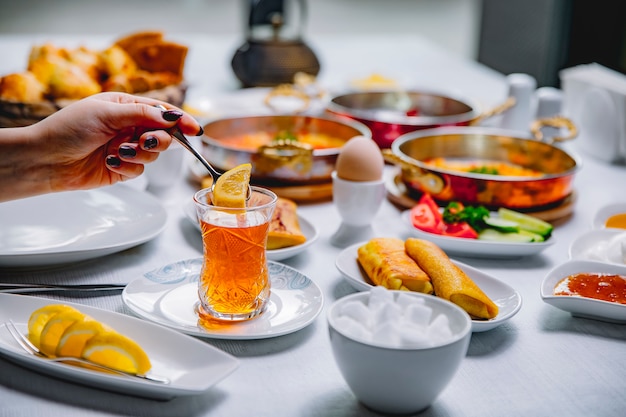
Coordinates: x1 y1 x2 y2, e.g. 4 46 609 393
331 171 386 248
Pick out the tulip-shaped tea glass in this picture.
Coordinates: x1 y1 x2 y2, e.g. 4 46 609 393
194 186 277 322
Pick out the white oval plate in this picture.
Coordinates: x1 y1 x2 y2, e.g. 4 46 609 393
0 184 167 267
593 202 626 229
122 258 324 340
401 210 554 259
0 293 238 400
184 201 319 261
335 242 522 332
541 259 626 323
569 228 626 265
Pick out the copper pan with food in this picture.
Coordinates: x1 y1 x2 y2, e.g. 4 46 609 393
384 122 579 211
200 114 370 185
326 90 514 148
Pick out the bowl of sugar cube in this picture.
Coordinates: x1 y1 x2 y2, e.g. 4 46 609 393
327 286 471 414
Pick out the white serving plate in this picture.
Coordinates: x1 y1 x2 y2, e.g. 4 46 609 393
569 228 626 265
0 293 239 400
593 202 626 229
123 258 324 340
0 184 167 267
184 201 319 261
335 242 522 332
401 210 554 259
541 259 626 323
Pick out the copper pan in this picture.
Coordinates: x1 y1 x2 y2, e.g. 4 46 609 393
200 114 370 185
326 90 515 148
384 119 579 210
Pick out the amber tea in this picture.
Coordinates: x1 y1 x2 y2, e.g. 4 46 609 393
194 187 277 322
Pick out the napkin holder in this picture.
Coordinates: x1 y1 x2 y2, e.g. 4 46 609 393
560 63 626 163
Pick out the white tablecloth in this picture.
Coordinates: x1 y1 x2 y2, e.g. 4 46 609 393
1 34 625 417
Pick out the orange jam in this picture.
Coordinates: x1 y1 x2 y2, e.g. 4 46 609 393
554 273 626 304
605 213 626 229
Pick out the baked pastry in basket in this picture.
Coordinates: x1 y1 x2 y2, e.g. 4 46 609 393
0 30 188 127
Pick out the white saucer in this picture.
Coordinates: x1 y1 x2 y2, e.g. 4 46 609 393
183 201 319 261
0 184 166 267
593 202 626 229
122 258 324 339
335 242 522 332
569 228 626 265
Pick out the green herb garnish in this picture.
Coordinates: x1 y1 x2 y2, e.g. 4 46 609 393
443 202 490 232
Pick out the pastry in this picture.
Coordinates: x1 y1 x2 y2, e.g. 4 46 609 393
267 198 307 249
405 238 499 319
357 237 433 293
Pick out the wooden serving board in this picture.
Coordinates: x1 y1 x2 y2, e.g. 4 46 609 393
198 174 333 203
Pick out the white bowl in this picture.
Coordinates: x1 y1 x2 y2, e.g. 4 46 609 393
327 290 471 414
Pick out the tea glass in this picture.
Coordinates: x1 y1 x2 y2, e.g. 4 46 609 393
193 186 277 322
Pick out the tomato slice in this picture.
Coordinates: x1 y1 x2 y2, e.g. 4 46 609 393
410 194 444 234
442 222 478 239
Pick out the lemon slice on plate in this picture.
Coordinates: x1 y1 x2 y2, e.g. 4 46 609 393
39 310 87 356
56 318 110 357
28 304 79 348
82 331 152 375
212 163 251 208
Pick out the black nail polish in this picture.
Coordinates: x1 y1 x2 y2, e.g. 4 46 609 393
106 156 121 168
195 126 204 136
162 110 183 122
119 145 137 158
144 136 158 150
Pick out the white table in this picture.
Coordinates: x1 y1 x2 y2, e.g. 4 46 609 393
1 34 625 417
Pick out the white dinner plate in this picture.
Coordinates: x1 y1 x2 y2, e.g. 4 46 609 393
0 293 239 400
0 184 167 267
541 259 626 323
592 202 626 229
122 258 324 339
335 242 522 332
401 210 554 259
183 201 319 261
569 228 626 265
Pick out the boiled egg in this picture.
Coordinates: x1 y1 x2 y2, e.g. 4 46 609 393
335 135 384 181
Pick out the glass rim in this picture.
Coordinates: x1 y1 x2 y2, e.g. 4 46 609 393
193 185 278 210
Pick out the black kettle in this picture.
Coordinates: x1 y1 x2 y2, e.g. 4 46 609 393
231 0 321 88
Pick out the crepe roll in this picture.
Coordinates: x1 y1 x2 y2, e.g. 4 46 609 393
357 238 433 294
405 238 499 319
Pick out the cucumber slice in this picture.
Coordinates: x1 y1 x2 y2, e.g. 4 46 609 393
483 217 520 233
497 208 553 238
478 228 534 243
518 229 545 242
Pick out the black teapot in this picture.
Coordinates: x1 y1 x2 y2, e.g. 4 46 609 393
231 0 320 87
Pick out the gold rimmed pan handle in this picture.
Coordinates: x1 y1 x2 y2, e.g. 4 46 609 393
382 149 445 194
530 116 578 143
264 84 311 113
470 97 517 126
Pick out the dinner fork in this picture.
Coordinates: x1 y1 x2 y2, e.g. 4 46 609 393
4 320 170 384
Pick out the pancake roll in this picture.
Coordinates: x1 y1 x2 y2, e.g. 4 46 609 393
405 238 499 319
357 238 433 294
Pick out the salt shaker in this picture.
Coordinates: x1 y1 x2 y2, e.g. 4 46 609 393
500 73 537 133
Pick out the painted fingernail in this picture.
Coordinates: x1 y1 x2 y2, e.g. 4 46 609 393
144 136 158 150
195 126 204 136
106 156 121 168
119 145 137 158
162 110 183 122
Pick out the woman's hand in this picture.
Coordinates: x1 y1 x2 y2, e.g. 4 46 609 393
0 92 203 202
